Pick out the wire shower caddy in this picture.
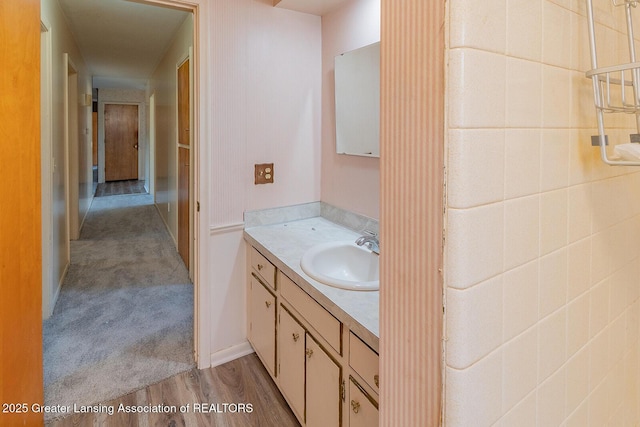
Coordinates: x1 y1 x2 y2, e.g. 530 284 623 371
586 0 640 165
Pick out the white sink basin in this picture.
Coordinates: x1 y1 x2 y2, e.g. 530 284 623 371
300 241 379 291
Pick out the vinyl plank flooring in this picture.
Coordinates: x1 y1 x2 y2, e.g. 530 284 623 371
46 354 299 427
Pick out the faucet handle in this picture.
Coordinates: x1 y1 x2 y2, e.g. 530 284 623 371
355 231 380 255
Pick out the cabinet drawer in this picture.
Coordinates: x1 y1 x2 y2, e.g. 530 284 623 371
349 332 379 394
250 247 276 290
349 376 379 427
279 271 342 354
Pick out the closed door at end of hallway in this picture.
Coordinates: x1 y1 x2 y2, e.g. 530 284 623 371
105 104 138 181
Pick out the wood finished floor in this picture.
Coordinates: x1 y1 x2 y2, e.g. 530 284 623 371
46 354 300 427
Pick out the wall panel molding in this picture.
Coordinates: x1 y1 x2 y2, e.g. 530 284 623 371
380 0 445 425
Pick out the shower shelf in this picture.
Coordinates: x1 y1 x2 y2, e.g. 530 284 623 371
586 0 640 165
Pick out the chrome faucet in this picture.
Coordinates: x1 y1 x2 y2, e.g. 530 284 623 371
355 231 379 255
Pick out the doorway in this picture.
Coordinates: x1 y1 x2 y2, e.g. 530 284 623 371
65 55 79 241
177 56 190 269
104 103 139 181
41 19 54 319
148 93 156 197
40 1 202 416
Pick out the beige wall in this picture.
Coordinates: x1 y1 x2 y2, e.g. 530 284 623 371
147 15 193 241
200 0 322 362
445 0 640 424
321 0 380 220
96 88 147 188
41 0 92 317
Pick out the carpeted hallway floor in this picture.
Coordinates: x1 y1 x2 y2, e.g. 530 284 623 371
94 179 147 197
43 193 194 419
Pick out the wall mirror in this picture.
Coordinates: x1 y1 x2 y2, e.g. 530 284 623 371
334 41 380 157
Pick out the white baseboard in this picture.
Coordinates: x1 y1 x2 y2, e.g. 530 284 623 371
47 262 67 318
209 341 254 368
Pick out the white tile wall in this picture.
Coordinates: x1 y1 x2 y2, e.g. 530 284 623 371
502 326 538 412
449 0 506 53
503 261 539 340
507 0 542 61
447 277 503 368
447 204 504 289
448 49 506 129
539 189 568 254
448 130 505 208
539 249 568 317
504 130 541 199
504 196 539 270
506 58 542 128
445 0 640 424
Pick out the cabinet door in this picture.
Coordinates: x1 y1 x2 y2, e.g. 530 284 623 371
349 377 379 427
249 276 276 376
278 308 306 423
305 335 341 427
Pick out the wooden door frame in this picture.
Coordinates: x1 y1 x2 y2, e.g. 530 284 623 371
41 18 55 319
148 92 156 197
136 0 207 367
176 51 193 276
64 53 80 242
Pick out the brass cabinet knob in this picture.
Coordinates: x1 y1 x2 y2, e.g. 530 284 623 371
305 348 314 358
351 400 360 414
257 264 264 271
374 374 379 388
264 301 272 308
292 332 300 342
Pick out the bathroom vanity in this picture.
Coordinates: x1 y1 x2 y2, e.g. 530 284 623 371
244 215 379 427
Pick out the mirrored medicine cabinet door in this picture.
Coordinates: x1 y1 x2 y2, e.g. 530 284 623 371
334 41 380 157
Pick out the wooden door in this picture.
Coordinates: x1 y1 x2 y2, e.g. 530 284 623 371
104 104 138 181
178 59 189 146
177 58 190 267
0 0 44 425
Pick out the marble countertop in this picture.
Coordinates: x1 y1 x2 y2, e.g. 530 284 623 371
244 217 379 352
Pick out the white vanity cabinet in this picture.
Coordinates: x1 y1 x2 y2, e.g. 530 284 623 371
246 243 379 427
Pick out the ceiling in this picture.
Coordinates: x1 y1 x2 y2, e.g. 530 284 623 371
57 0 189 89
274 0 348 16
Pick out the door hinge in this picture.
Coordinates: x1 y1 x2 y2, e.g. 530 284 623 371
197 201 200 212
341 380 346 402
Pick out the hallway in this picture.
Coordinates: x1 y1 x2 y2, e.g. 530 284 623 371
43 192 194 420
